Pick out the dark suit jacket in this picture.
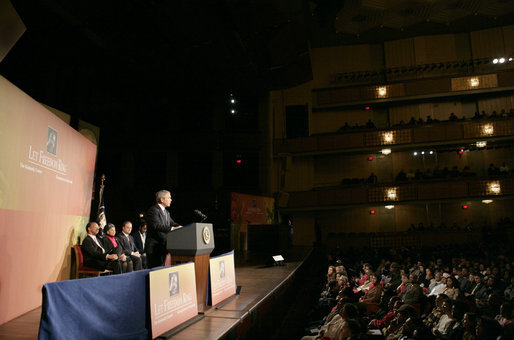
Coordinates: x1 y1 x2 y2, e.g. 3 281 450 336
145 204 178 252
116 232 137 257
81 235 107 270
132 231 146 254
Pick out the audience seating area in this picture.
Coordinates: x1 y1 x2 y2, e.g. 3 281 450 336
299 231 514 339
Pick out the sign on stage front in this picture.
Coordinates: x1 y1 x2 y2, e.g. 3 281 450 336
209 250 237 306
149 263 198 338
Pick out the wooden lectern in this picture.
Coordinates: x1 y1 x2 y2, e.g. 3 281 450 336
166 223 215 312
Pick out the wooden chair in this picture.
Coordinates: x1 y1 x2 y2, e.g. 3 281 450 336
71 245 111 279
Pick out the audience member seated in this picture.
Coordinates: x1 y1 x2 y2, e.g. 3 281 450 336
81 221 122 274
359 273 383 303
432 299 455 338
116 221 143 271
386 304 418 340
102 223 132 273
443 276 460 301
369 297 401 330
402 274 424 305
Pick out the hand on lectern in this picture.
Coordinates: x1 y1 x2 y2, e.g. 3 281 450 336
171 225 183 231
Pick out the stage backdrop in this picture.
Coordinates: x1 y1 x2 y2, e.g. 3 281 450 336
0 75 97 324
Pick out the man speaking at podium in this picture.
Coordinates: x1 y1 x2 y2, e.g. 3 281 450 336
146 190 182 268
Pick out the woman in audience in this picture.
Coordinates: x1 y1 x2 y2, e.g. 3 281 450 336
495 301 513 326
475 316 502 340
102 223 132 273
461 312 477 340
369 296 401 330
432 300 455 338
443 276 460 301
359 273 383 303
327 266 336 284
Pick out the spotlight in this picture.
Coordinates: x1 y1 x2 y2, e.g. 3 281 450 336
493 58 499 64
231 109 236 114
421 151 425 155
482 199 493 204
230 99 236 104
489 182 501 194
509 58 513 62
429 151 434 155
381 149 391 155
385 205 394 210
413 152 418 156
499 58 505 64
476 141 487 148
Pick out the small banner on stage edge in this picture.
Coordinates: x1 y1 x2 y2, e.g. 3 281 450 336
149 263 198 339
209 250 236 306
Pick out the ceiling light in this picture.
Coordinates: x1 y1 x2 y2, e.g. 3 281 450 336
377 86 387 98
493 58 499 64
385 205 394 209
387 188 397 200
413 151 418 156
499 58 505 64
381 148 391 155
489 182 501 195
482 199 493 204
383 132 393 143
482 124 494 135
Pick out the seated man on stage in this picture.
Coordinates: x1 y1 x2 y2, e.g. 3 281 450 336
116 221 143 271
145 190 182 268
132 219 148 269
81 222 122 274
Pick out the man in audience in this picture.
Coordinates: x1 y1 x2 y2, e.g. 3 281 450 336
81 221 122 274
116 221 143 271
402 274 424 305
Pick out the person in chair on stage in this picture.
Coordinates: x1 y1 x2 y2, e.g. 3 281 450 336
101 223 132 273
116 221 142 271
132 219 148 269
81 222 122 274
146 190 182 268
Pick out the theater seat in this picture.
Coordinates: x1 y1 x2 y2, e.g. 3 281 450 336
71 245 111 279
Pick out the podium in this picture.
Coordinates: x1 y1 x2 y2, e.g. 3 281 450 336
166 223 215 312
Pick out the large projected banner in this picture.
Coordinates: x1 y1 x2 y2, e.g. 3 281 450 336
209 250 236 306
149 263 198 338
0 75 97 324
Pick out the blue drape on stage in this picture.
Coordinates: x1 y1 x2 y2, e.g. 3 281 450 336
38 269 153 340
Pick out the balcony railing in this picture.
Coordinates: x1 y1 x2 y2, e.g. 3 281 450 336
285 176 514 210
274 117 514 156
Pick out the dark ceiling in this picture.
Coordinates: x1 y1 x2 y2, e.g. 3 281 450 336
2 0 514 130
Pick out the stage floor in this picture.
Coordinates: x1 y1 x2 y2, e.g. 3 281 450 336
0 247 311 340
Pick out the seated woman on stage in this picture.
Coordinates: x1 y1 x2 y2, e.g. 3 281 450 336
102 223 133 273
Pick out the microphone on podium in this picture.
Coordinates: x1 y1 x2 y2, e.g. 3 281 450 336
194 209 207 222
